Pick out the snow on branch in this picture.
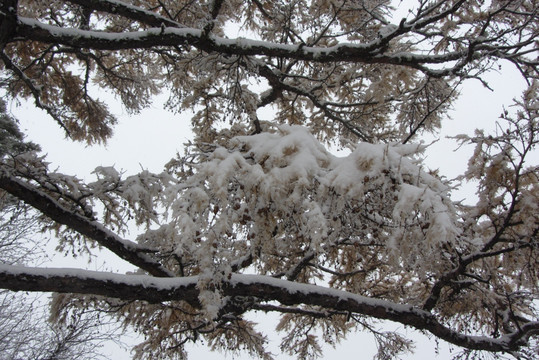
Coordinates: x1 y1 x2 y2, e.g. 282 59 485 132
15 17 464 70
10 0 537 81
0 171 172 277
0 263 536 353
167 126 460 282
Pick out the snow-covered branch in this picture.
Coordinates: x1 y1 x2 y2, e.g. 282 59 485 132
0 264 537 353
0 171 172 277
14 17 467 71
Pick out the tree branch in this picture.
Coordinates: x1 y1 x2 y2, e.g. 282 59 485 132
0 264 198 305
1 264 537 353
0 171 172 277
63 0 183 28
14 17 467 71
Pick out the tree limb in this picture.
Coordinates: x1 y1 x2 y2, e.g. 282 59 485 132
0 171 172 277
14 17 468 72
1 264 537 353
64 0 183 28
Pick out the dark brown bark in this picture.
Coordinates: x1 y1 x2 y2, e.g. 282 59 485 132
64 0 182 28
0 265 199 306
0 0 18 49
1 265 537 353
13 17 464 71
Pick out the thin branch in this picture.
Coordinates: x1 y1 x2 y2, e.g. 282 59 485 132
0 51 71 136
64 0 183 28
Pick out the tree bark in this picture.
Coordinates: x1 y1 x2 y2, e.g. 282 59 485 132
1 264 537 354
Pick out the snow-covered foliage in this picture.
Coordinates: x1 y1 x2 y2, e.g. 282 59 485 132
164 126 459 296
0 0 538 359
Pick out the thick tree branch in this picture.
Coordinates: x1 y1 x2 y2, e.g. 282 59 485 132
0 172 172 277
0 264 198 305
1 264 537 353
14 17 467 71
